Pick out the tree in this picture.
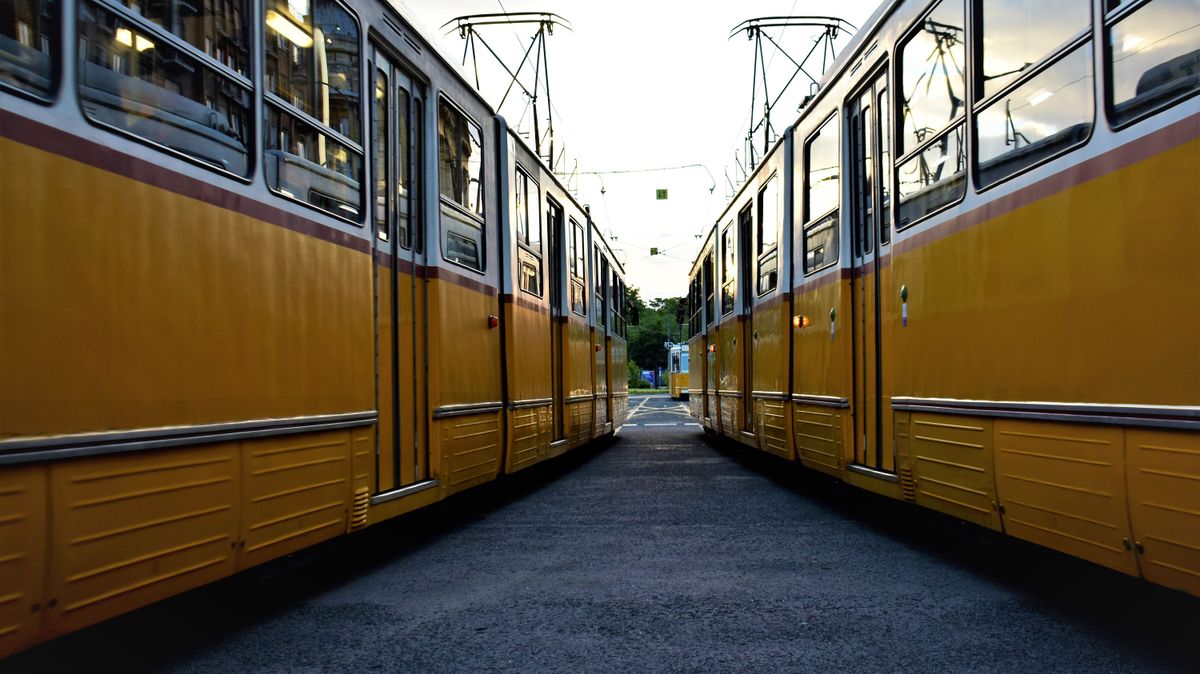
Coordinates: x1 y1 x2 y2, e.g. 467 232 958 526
625 286 685 375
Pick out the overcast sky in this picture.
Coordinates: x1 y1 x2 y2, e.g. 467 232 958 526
400 0 881 299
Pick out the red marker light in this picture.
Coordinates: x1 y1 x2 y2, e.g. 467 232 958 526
595 343 602 352
488 315 499 329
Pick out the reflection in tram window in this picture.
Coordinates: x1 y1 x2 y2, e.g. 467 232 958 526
374 69 388 240
756 176 778 295
79 2 251 176
265 107 362 216
438 98 483 216
803 115 839 274
979 0 1089 100
896 125 965 225
976 45 1093 188
0 0 55 97
898 0 965 154
115 0 250 75
896 0 966 226
263 0 362 219
720 224 735 314
1108 0 1200 125
264 0 360 142
569 220 585 315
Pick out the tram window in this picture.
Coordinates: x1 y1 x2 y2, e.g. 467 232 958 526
803 115 839 274
515 169 541 295
979 0 1089 100
596 252 609 327
1108 0 1200 127
703 252 715 327
896 0 966 227
438 98 484 216
518 249 541 296
437 98 484 270
79 1 252 177
896 126 965 224
266 108 361 212
445 228 480 269
120 0 250 76
1 0 56 99
898 0 965 155
396 86 417 250
263 0 362 219
720 223 735 315
611 273 626 338
756 176 779 296
570 220 585 315
374 70 388 240
514 169 541 253
878 85 892 245
265 0 359 142
976 44 1093 188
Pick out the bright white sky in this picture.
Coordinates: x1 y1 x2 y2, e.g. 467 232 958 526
401 0 881 299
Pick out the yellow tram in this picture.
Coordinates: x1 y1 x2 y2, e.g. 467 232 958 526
667 342 689 400
0 0 628 656
686 0 1199 596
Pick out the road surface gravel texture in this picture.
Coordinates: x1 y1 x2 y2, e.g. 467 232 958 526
5 395 1196 673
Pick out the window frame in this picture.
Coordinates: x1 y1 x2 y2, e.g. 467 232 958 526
1101 0 1200 131
437 94 487 273
720 222 736 316
569 218 586 316
77 0 256 183
755 172 780 297
1 0 59 103
802 111 841 276
893 0 969 230
514 167 542 296
971 35 1096 192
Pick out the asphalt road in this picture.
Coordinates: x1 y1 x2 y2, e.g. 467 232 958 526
5 394 1196 672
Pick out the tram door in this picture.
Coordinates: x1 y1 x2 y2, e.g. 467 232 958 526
848 72 894 473
547 199 566 441
738 204 754 433
372 49 430 493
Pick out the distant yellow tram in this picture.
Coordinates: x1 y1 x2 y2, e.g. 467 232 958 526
686 0 1199 596
667 343 690 400
0 0 628 657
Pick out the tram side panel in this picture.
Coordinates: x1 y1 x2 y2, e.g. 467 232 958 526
500 132 555 474
747 143 793 460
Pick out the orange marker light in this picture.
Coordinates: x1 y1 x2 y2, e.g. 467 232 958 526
708 344 716 353
793 315 811 328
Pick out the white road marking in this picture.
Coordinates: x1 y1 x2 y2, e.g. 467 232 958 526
643 422 678 427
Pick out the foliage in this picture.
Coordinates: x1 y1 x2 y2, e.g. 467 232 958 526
625 287 686 374
627 360 642 387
